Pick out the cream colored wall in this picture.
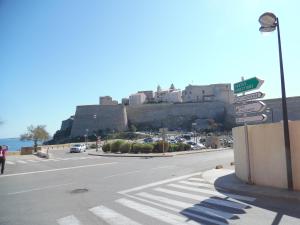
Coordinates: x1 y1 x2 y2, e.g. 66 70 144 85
233 121 300 190
248 123 287 188
289 121 300 190
233 126 249 182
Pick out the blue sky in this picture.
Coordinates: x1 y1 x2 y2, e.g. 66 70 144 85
1 0 299 138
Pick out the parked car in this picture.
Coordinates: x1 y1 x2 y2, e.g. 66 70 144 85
70 144 86 153
185 141 206 150
143 137 154 143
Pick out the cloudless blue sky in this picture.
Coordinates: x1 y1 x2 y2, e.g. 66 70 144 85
1 0 299 138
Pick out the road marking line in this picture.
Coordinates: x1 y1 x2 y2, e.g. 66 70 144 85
89 205 142 225
27 159 39 163
188 178 205 182
16 160 27 164
155 187 249 210
168 183 256 202
57 215 82 225
7 183 72 195
136 192 235 220
118 171 202 194
116 198 203 225
6 161 15 165
179 180 215 188
0 162 117 178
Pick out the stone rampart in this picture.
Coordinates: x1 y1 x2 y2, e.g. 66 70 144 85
70 105 127 137
126 102 230 130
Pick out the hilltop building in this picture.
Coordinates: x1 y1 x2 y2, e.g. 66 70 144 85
154 84 182 103
182 84 233 104
99 96 118 105
129 93 147 105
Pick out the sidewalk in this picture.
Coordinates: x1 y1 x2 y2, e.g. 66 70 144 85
202 168 300 201
88 147 232 158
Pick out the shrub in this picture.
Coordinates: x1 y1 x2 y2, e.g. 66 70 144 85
120 142 131 153
102 143 110 152
140 144 153 153
169 144 178 152
131 143 144 154
110 140 125 153
184 143 191 151
153 141 169 153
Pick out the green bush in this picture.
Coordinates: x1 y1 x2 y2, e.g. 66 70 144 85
175 143 191 151
131 143 144 154
153 141 169 153
120 142 131 153
110 140 125 153
140 144 153 153
102 143 110 152
169 144 178 152
184 143 191 151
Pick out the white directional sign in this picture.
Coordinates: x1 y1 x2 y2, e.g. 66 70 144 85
234 92 265 103
236 114 267 123
235 101 266 114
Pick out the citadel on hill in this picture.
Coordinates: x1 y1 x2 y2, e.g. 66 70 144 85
54 82 300 141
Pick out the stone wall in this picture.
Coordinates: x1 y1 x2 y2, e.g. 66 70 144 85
126 102 230 130
70 105 127 137
262 96 300 123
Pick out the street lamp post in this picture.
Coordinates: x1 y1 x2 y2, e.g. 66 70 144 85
259 12 293 190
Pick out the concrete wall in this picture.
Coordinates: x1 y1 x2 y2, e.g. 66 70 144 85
70 105 127 137
233 121 300 190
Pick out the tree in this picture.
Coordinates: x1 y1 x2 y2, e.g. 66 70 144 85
20 125 50 152
129 124 137 132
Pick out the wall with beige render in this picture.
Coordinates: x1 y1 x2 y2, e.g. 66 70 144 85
233 121 300 190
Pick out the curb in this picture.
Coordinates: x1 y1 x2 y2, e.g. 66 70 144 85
88 153 173 158
88 148 232 158
202 169 300 202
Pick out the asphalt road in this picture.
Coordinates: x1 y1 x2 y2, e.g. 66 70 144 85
1 149 299 225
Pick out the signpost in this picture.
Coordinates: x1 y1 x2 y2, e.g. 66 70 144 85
236 114 267 123
233 76 267 185
234 77 264 94
235 101 266 114
234 92 265 103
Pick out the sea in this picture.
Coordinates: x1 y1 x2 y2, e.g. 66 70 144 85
0 138 38 152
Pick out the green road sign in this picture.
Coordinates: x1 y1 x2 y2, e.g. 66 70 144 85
234 77 264 94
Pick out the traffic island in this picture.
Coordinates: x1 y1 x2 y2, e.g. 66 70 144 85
88 147 232 158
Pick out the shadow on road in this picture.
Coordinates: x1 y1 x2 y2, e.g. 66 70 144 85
179 173 300 225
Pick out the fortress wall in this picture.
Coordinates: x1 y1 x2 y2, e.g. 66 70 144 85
263 96 300 123
70 105 127 137
126 102 229 129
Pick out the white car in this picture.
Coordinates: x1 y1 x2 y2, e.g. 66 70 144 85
70 144 86 153
186 141 206 150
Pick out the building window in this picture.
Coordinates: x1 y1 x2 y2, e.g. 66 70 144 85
202 90 205 94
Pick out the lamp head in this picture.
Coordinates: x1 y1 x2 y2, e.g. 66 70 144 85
259 12 277 32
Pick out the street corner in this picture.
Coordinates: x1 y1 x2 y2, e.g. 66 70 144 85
201 168 235 186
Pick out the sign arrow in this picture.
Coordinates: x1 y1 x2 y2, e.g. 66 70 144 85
234 77 264 94
234 91 265 103
235 101 266 114
236 114 268 123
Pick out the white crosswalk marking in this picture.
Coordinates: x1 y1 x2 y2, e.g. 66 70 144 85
116 198 205 225
6 161 15 165
168 183 256 202
188 178 205 182
89 205 142 225
57 215 82 225
179 180 215 188
136 192 235 220
155 187 249 210
27 159 39 162
16 160 27 164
